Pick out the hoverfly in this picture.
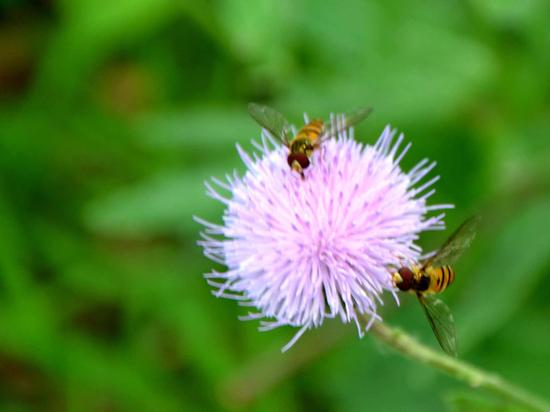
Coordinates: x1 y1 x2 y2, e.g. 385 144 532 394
248 103 372 178
392 216 480 356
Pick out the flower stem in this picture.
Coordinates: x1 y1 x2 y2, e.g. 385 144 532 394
369 319 550 412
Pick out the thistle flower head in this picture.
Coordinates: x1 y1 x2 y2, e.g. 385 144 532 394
196 115 451 351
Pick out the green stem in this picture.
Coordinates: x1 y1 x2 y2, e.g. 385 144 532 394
369 320 550 412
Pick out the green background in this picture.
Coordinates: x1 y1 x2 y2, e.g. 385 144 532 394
1 0 549 411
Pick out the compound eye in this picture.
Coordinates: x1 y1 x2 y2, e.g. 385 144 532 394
396 267 414 291
287 153 310 169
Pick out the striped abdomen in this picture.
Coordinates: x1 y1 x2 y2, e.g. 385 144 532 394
426 265 455 293
294 119 324 145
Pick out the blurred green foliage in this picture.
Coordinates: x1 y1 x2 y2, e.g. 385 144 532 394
1 0 549 411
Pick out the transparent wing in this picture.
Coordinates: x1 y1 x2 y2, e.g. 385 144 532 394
417 293 457 357
424 215 480 268
344 106 373 129
322 106 373 141
248 102 291 144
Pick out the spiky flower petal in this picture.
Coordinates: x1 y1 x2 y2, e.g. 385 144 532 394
197 117 451 351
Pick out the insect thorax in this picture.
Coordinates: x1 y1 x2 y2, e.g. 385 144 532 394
290 138 314 154
414 271 431 292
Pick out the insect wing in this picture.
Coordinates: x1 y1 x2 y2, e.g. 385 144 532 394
344 106 373 129
424 215 480 268
322 106 372 141
248 103 291 144
417 293 457 356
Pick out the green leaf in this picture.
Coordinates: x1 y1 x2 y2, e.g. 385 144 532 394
135 106 257 150
84 164 237 237
34 0 180 100
446 391 524 412
455 197 550 351
0 186 32 298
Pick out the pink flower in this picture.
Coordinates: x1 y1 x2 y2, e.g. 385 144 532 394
196 115 451 351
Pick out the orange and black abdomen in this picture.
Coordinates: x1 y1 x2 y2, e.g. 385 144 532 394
295 119 324 145
427 265 455 293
